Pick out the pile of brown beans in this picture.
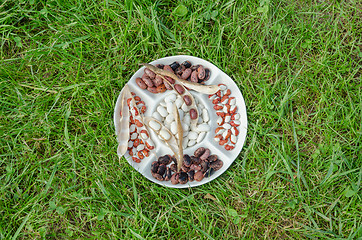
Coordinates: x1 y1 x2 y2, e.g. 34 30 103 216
150 147 223 185
136 61 211 94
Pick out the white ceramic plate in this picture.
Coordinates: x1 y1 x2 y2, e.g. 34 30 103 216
114 55 247 188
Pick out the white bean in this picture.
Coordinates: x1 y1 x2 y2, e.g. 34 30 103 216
136 144 144 151
170 121 177 135
181 103 188 112
129 124 136 133
140 132 149 139
188 139 196 147
130 132 138 140
175 98 183 108
128 141 133 148
223 105 228 113
223 123 231 129
182 123 189 132
217 117 223 125
202 109 209 122
219 85 227 91
159 128 171 140
196 132 206 143
165 93 176 102
165 114 174 123
157 106 168 117
224 115 231 123
166 102 173 114
188 131 198 140
197 123 210 132
160 101 166 107
149 120 161 131
178 109 184 120
230 98 236 105
183 114 191 125
182 136 189 149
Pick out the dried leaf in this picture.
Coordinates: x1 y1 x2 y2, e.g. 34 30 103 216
204 193 217 201
140 63 220 94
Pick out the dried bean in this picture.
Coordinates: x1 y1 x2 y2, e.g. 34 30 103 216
165 76 175 84
151 161 159 173
147 87 158 94
183 154 192 167
197 65 205 79
190 164 202 171
191 64 200 71
174 84 185 94
183 95 192 106
189 108 197 119
154 75 163 86
152 172 164 181
181 68 192 79
157 164 166 176
170 62 180 71
164 80 173 90
190 71 198 83
204 68 211 81
164 65 174 73
191 156 201 165
201 161 209 173
200 149 210 161
157 84 167 93
182 61 192 68
204 168 215 178
142 76 154 87
209 159 223 171
175 65 186 75
156 64 164 69
188 170 195 182
194 171 204 181
206 155 218 162
171 173 179 184
179 172 188 184
144 68 156 78
164 167 172 181
158 155 172 165
136 77 147 89
181 165 190 173
194 147 206 158
170 163 177 172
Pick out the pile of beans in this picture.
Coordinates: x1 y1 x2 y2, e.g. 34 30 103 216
153 94 210 148
127 92 155 163
135 61 211 94
209 84 240 151
150 147 223 184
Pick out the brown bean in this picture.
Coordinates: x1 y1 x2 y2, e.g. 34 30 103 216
204 68 210 81
183 95 192 106
147 87 158 93
200 149 210 161
189 108 197 119
165 76 175 84
206 155 218 162
197 65 205 79
156 64 164 69
201 161 209 172
209 159 223 171
163 65 174 73
190 164 202 171
181 68 192 79
175 65 186 75
194 171 204 181
136 77 147 89
174 84 185 95
144 68 156 78
190 70 198 83
142 75 154 87
171 173 179 184
157 84 167 93
153 75 163 87
191 64 200 71
152 172 164 181
164 80 173 90
194 147 205 158
191 156 201 165
182 60 192 68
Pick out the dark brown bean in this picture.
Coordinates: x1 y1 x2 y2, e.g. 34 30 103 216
190 164 202 171
204 167 215 178
164 80 173 90
156 64 164 69
190 70 198 83
165 76 175 84
171 173 179 184
181 165 190 173
194 171 204 181
174 84 185 95
151 161 159 173
183 95 192 106
175 65 186 75
142 76 154 87
157 164 166 176
204 68 210 81
191 64 200 71
194 147 206 158
164 167 172 181
152 172 164 181
200 149 210 161
189 108 197 119
209 159 223 171
206 155 218 162
136 77 147 89
188 170 195 182
153 75 163 87
147 87 158 94
144 68 156 79
183 154 192 167
181 68 192 80
158 155 172 165
201 161 209 173
179 172 188 184
163 65 174 73
170 163 177 172
182 61 192 68
170 62 180 71
197 65 205 79
157 84 166 93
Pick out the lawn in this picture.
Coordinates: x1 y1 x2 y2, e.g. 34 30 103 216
0 0 361 239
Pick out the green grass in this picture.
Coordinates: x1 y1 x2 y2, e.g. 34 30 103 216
1 0 361 239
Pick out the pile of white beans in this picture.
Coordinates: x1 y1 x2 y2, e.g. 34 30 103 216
152 93 210 149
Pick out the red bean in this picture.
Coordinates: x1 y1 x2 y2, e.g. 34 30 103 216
181 68 192 79
197 65 205 79
136 77 147 89
165 76 175 84
183 95 192 106
190 70 198 83
153 75 163 87
164 80 173 90
142 75 154 87
144 68 156 78
147 87 158 93
157 84 166 93
174 84 185 94
164 65 174 73
190 108 197 119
